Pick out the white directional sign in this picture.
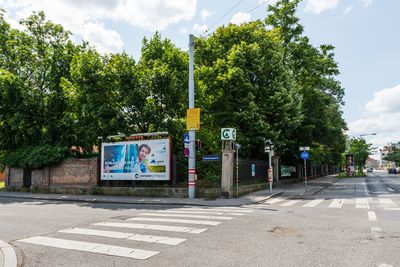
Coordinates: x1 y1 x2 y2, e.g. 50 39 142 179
299 146 310 151
221 128 236 141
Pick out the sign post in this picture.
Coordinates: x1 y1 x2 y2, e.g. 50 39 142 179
299 147 310 191
265 139 274 194
235 143 241 198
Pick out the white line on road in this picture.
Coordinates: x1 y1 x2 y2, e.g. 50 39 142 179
328 199 344 208
371 227 382 233
93 222 207 234
379 198 395 205
127 217 221 226
280 200 300 207
368 211 377 221
0 240 17 267
364 183 369 196
175 208 253 213
384 208 400 211
387 188 395 192
155 210 238 216
303 199 325 207
356 198 369 209
264 198 285 205
18 236 159 260
59 228 186 245
138 213 233 220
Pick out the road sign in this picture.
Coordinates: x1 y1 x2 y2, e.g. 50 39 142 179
300 151 309 160
268 168 273 182
184 133 189 144
221 128 236 140
186 108 200 130
202 155 220 161
299 146 310 151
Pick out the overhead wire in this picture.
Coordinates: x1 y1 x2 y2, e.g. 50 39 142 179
203 0 272 37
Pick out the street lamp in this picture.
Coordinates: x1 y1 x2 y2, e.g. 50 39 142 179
359 133 377 138
235 143 241 198
264 139 274 194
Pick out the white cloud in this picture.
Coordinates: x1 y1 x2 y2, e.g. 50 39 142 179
0 0 198 53
81 22 124 54
362 0 373 7
343 6 352 14
230 12 251 25
305 0 339 14
348 84 400 149
192 24 208 33
200 9 215 20
179 27 188 35
365 85 400 113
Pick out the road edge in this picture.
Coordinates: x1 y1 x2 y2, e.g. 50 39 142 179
0 240 17 267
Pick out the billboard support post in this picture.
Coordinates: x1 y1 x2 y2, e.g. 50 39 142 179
188 34 196 199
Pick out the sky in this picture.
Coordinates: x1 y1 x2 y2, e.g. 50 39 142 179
1 0 399 158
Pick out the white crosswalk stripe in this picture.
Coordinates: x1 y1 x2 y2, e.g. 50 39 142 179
58 227 187 245
303 199 325 207
264 198 285 204
154 210 244 216
328 199 344 208
355 198 369 209
127 217 222 226
379 198 395 205
18 236 159 260
138 213 233 220
280 200 300 207
93 222 207 234
174 208 253 213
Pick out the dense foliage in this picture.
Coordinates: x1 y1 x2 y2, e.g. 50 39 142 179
348 138 372 172
0 1 347 174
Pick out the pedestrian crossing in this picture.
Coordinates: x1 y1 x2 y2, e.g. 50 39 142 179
246 197 399 210
16 206 254 261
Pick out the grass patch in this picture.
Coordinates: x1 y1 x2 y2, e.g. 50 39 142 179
337 172 366 178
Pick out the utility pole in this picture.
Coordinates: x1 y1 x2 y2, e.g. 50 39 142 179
188 34 196 199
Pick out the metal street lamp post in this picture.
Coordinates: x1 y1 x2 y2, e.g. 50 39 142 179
265 139 274 194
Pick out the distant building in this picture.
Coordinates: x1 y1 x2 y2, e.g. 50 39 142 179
365 157 379 169
380 142 400 168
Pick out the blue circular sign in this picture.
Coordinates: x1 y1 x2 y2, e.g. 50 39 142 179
300 151 309 160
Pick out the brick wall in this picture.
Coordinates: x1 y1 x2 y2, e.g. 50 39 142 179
5 167 24 187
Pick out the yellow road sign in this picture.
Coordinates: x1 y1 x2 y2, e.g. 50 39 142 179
186 108 200 130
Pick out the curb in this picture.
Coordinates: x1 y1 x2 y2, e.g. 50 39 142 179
0 240 17 267
0 192 283 207
299 178 341 196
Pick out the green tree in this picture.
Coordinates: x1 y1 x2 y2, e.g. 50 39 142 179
265 0 347 166
348 138 372 173
195 21 303 159
383 145 400 166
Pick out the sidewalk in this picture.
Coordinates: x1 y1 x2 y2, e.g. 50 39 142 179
0 175 339 207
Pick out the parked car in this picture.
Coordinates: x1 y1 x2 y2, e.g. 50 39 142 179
396 167 400 174
366 167 373 172
388 168 397 174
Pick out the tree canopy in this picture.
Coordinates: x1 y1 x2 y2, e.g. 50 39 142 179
0 2 347 174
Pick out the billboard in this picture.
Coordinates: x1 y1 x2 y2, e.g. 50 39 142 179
101 139 171 181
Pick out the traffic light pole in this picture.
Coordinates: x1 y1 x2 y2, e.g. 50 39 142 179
188 34 195 199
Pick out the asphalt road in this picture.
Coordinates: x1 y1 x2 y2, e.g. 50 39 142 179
1 172 399 267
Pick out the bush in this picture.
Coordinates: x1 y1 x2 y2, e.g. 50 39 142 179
0 145 71 169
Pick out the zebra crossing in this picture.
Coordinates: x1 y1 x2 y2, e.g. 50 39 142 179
246 197 399 210
16 206 253 261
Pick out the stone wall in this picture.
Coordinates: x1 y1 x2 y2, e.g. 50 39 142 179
48 158 98 188
6 158 98 190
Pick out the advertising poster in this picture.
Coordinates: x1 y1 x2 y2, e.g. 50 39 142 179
101 139 170 181
346 154 354 176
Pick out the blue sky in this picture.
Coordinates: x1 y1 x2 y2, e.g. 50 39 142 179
1 0 399 153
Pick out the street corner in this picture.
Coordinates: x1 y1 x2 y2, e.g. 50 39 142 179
0 240 17 267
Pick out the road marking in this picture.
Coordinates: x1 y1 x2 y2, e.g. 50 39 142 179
176 208 253 213
356 198 369 209
364 183 369 196
93 222 207 234
127 217 221 226
328 199 344 208
303 199 324 207
379 198 395 205
59 228 186 245
18 236 159 260
371 227 382 233
384 208 400 211
138 213 233 220
0 240 18 267
156 210 241 216
368 211 377 221
280 200 300 207
387 188 394 192
264 198 285 204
